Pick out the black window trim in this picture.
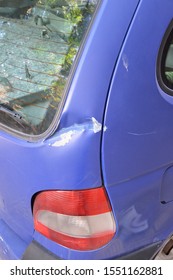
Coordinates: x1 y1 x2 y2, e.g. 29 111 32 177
157 19 173 96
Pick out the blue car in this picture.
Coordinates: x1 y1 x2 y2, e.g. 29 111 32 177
0 0 173 260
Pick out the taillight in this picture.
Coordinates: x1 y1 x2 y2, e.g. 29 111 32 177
33 187 116 251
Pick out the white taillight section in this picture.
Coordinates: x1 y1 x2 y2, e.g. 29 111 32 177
37 211 114 237
33 187 116 250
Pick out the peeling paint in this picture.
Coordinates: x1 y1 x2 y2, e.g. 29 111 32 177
49 118 106 147
91 117 102 133
51 130 79 147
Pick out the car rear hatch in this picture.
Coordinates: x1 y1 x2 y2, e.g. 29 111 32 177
0 0 140 259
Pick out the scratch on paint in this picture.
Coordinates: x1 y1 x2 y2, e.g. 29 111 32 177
122 54 129 72
49 118 107 147
128 131 156 136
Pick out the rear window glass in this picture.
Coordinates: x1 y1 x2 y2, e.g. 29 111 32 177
0 0 99 138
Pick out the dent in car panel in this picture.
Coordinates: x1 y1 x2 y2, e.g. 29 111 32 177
48 118 105 147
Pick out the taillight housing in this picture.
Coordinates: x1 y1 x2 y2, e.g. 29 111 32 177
33 187 116 251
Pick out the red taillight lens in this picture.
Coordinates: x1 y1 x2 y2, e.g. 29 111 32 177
33 187 116 251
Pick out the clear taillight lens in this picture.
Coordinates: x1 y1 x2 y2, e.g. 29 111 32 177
33 187 116 251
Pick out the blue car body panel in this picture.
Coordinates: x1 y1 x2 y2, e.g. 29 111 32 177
102 0 173 257
0 0 173 259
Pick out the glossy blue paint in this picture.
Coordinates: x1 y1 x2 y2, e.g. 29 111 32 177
1 0 173 260
0 219 27 260
102 0 173 257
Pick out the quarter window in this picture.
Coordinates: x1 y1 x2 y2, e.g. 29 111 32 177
158 21 173 95
0 0 99 139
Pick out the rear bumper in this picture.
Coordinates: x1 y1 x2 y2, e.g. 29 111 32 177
0 219 27 260
0 217 162 260
117 242 162 260
22 240 162 260
0 218 58 260
22 241 60 260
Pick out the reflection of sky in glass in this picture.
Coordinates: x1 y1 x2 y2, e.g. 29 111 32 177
0 30 6 39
